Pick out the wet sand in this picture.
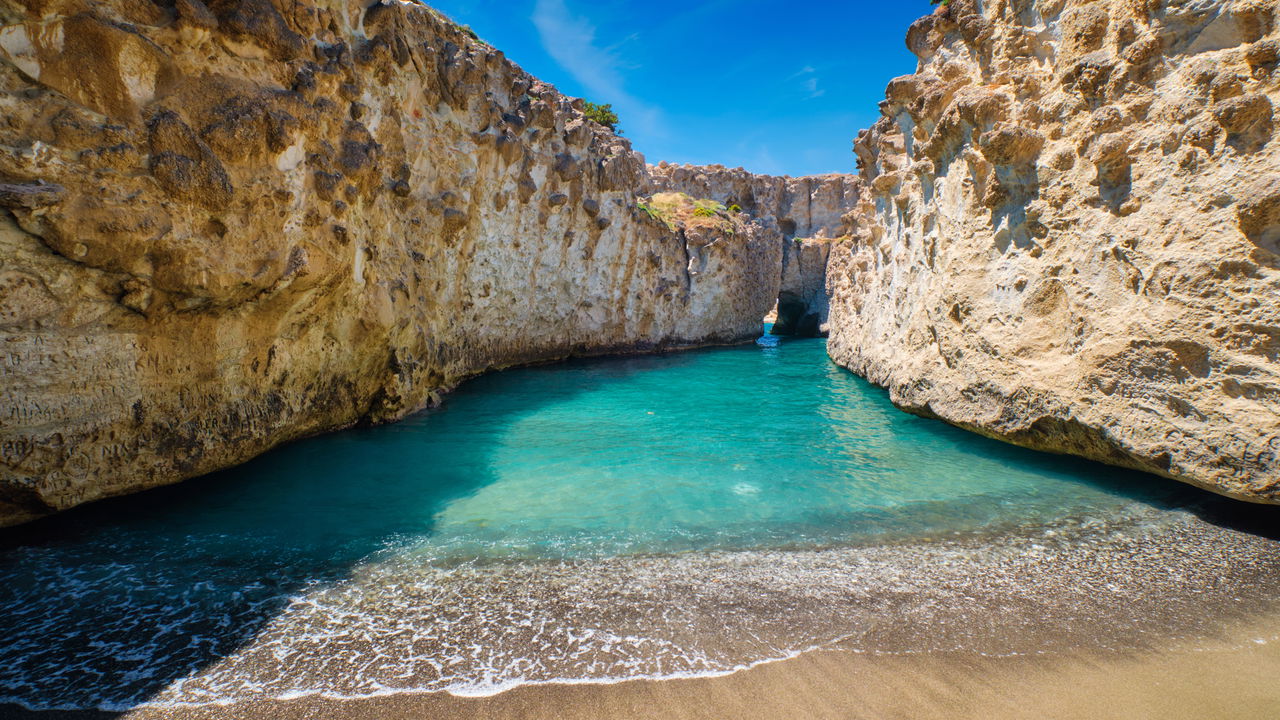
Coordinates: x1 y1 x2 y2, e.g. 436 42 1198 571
9 620 1280 720
5 507 1279 719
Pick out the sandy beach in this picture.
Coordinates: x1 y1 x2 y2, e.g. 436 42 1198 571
5 508 1280 720
10 618 1280 720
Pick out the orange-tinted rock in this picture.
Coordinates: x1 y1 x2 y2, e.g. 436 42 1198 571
0 0 857 526
827 0 1280 503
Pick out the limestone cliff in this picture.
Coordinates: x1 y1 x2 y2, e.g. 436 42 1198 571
648 163 859 240
776 238 834 337
827 0 1280 502
650 163 857 336
0 0 856 526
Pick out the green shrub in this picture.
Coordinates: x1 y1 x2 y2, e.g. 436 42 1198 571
728 204 743 214
637 193 743 234
637 201 673 230
691 198 726 214
583 101 622 134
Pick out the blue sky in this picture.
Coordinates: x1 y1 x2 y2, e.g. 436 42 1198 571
423 0 926 177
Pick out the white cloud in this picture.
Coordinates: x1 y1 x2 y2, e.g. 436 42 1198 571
790 66 825 100
531 0 663 137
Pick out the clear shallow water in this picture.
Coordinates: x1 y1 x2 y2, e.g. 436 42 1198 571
1 335 1275 710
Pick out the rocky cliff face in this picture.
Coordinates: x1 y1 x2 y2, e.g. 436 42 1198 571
650 163 858 335
776 238 834 337
827 0 1280 502
0 0 853 526
648 163 859 240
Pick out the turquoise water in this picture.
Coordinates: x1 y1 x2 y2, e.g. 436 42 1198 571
0 335 1249 709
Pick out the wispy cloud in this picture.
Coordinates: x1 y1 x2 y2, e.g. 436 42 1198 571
749 145 783 175
790 66 826 100
531 0 663 137
729 133 785 175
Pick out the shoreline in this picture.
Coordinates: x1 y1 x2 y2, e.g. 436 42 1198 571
9 622 1280 720
4 509 1280 717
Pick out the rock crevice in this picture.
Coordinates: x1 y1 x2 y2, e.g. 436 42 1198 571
0 0 857 525
827 0 1280 502
649 163 858 336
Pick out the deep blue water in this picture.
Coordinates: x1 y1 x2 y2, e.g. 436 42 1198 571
0 335 1232 708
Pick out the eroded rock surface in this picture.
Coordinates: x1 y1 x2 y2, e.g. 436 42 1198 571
649 162 859 241
0 0 859 526
650 163 857 336
775 239 833 337
827 0 1280 502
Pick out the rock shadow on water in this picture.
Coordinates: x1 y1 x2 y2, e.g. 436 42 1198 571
829 373 1280 543
0 341 1276 715
0 357 665 716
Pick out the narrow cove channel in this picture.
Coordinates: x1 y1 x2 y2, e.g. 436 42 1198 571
2 333 1279 711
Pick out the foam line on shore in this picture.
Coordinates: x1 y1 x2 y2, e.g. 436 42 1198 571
3 508 1279 711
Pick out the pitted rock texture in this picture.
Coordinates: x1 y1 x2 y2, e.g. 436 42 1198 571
0 0 843 526
827 0 1280 502
648 163 860 241
774 238 833 337
649 163 857 337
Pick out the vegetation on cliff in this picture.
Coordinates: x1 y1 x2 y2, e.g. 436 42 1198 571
583 101 622 134
637 193 738 234
0 0 803 525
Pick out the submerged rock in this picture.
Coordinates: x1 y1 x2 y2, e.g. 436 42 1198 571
827 0 1280 503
